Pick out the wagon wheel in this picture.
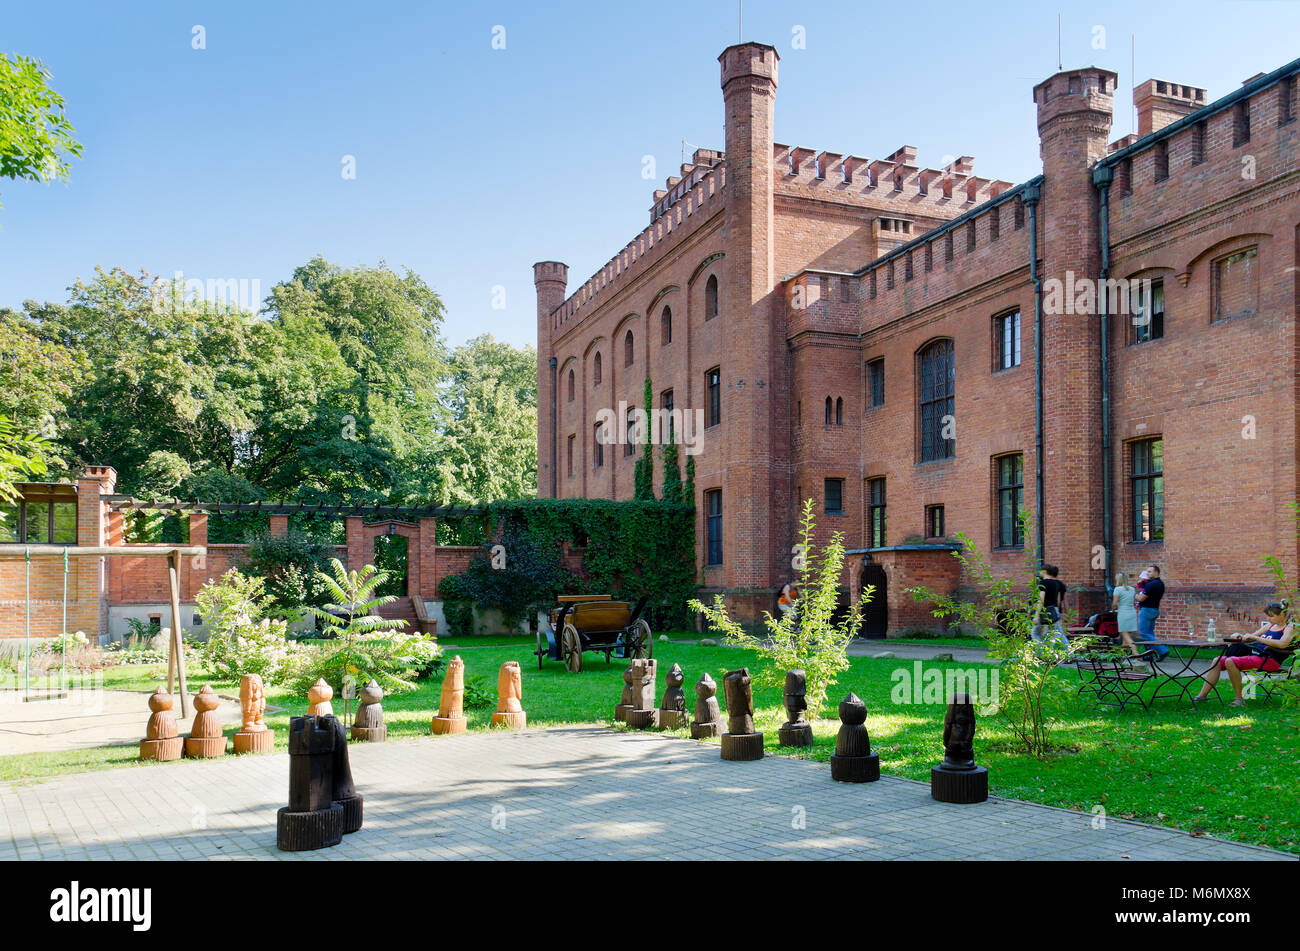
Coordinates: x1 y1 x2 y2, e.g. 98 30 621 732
561 623 584 673
628 618 653 659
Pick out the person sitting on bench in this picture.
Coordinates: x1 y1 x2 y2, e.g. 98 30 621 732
1194 601 1294 707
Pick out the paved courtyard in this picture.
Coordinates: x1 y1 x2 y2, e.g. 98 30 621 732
0 726 1291 861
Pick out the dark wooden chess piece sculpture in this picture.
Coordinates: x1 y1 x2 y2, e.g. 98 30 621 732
777 669 814 747
930 693 988 803
690 672 725 739
625 658 659 729
657 663 688 729
720 667 764 761
276 715 344 851
829 692 879 782
329 714 364 833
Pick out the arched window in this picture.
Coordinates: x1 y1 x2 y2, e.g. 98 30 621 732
567 369 575 402
835 397 843 425
624 330 634 367
825 397 833 425
661 306 672 344
918 339 955 461
704 275 719 320
593 351 602 386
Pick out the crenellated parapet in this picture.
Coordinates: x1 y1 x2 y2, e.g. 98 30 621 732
649 148 724 222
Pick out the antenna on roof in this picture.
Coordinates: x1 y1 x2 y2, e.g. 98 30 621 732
739 0 743 42
1131 34 1137 135
1057 13 1062 72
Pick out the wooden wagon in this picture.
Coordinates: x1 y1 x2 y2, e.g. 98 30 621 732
534 594 652 672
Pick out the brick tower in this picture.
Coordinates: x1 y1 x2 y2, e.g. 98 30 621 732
1034 67 1117 592
534 261 569 497
718 43 781 611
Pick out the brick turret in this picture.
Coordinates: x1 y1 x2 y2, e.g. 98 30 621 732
1034 67 1117 590
534 261 569 497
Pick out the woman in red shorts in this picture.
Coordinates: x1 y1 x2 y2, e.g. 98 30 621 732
1193 601 1294 707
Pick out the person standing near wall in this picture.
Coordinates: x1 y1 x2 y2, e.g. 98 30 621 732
1030 564 1068 649
1134 564 1169 660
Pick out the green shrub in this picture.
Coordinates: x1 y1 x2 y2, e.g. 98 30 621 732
195 568 301 684
241 529 335 621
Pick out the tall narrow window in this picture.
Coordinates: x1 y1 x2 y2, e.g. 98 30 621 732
1131 279 1165 343
867 478 887 548
566 435 574 477
704 274 719 320
996 454 1024 548
625 406 636 456
868 358 885 407
918 339 955 461
706 367 721 427
705 490 723 565
1131 438 1164 541
1213 247 1259 321
825 397 833 425
593 351 602 386
1280 77 1295 126
966 220 976 252
944 232 954 264
661 306 672 344
835 397 843 425
839 278 851 302
661 389 674 442
624 330 635 366
825 478 844 514
567 369 575 402
925 504 945 539
995 311 1021 370
1191 121 1206 165
1154 139 1169 182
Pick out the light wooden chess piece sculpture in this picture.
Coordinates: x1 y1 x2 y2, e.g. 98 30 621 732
139 687 183 761
625 658 659 729
614 663 635 722
350 679 386 742
307 678 334 716
490 661 526 729
431 655 468 735
720 667 764 761
690 672 725 739
232 672 274 754
657 663 688 729
184 684 227 758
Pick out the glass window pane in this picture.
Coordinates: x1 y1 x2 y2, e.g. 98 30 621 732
25 501 50 543
52 502 77 543
0 502 18 543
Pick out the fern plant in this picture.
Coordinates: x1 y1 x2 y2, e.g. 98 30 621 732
302 558 428 698
688 498 863 718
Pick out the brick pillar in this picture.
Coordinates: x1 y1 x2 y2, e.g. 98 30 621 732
186 513 208 599
719 42 780 599
77 466 116 639
345 516 365 573
418 517 437 598
1034 67 1116 589
269 514 289 537
534 262 569 498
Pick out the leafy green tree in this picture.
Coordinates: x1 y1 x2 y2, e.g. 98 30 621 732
0 54 82 210
690 499 862 718
0 305 76 457
0 416 49 512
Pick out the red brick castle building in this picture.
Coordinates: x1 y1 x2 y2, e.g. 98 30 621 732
535 42 1300 635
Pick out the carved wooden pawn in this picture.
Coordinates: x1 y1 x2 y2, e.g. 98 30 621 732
276 715 343 851
657 663 688 729
307 678 334 717
350 679 386 742
930 693 989 803
430 655 468 735
328 714 363 833
829 692 880 783
232 673 273 754
690 672 725 739
777 668 814 747
624 658 659 729
139 687 183 761
614 663 635 722
490 661 526 729
184 684 227 758
720 667 764 761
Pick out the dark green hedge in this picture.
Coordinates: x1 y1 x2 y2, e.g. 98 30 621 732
438 498 696 634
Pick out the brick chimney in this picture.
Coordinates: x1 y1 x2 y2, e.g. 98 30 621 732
1133 79 1207 136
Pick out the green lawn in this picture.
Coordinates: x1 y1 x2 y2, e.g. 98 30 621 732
2 641 1295 854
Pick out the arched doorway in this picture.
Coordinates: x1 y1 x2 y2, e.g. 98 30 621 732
373 532 409 597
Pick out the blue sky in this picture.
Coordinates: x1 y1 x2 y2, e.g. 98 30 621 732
2 0 1297 348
